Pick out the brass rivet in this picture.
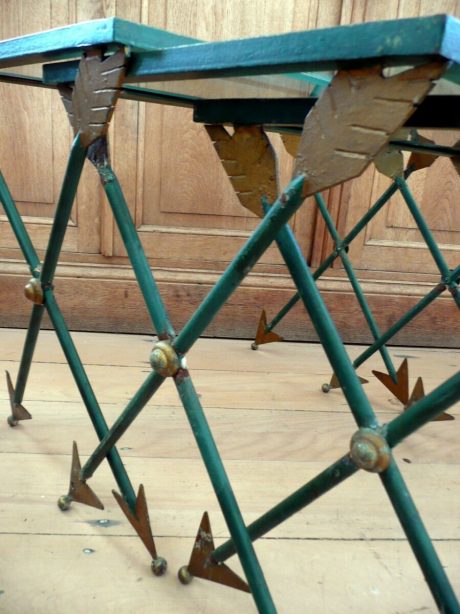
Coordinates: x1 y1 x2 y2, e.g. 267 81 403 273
24 278 43 304
149 341 180 377
151 557 168 577
178 566 193 585
57 495 72 511
350 428 391 473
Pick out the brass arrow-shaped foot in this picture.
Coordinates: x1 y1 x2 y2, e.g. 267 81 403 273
322 372 368 393
406 376 454 421
373 358 409 405
57 441 104 511
251 310 283 350
178 512 250 593
113 485 167 576
6 370 32 426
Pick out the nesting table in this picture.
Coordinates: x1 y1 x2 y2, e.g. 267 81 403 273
1 14 460 613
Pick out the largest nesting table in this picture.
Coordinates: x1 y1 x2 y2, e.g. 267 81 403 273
1 14 460 613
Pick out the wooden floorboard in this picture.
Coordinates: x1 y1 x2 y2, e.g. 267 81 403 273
0 328 459 613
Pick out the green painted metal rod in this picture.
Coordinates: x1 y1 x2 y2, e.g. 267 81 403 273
100 166 175 340
213 454 357 563
81 176 305 479
80 370 165 480
0 170 40 272
396 175 451 281
213 370 459 564
390 139 460 159
263 171 410 336
40 133 87 286
353 264 460 370
44 289 137 511
81 177 306 484
12 304 45 403
380 461 459 612
175 371 276 614
0 172 46 405
272 216 377 428
314 192 397 382
174 176 305 355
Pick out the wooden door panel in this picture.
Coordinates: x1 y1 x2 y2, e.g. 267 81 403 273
0 0 101 258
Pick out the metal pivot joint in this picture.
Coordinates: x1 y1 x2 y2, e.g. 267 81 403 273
150 341 180 377
350 428 391 473
24 278 44 304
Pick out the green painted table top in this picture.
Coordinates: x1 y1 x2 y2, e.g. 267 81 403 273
0 14 458 84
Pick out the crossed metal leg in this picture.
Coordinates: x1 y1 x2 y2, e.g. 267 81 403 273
2 47 459 614
252 147 459 419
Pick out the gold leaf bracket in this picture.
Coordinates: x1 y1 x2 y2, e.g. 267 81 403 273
58 47 126 148
206 124 279 217
293 61 447 198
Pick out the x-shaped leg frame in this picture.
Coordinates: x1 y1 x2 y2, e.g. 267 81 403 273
2 50 459 613
252 134 459 417
1 47 168 575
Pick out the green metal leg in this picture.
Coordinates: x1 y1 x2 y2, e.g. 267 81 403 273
213 454 357 563
380 461 459 613
396 175 460 310
271 215 459 611
259 169 460 381
212 370 460 565
175 370 276 614
11 304 45 404
0 168 44 420
314 193 397 382
44 289 137 511
0 134 86 423
80 370 165 481
353 265 460 370
174 177 305 355
261 173 408 338
40 133 87 285
0 169 40 273
99 164 175 340
396 176 452 281
271 216 377 428
80 176 306 477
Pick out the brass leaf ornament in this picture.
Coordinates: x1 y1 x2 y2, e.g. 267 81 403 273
59 48 126 147
206 124 279 217
294 62 446 197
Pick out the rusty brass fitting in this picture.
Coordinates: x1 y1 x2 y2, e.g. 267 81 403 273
149 341 180 377
350 428 391 473
24 278 44 304
7 415 18 427
57 495 73 511
151 557 168 577
178 566 193 585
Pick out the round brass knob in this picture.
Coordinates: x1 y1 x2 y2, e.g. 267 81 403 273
24 278 43 304
149 341 180 377
350 428 391 473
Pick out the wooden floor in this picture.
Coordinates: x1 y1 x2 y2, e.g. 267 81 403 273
0 328 459 613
